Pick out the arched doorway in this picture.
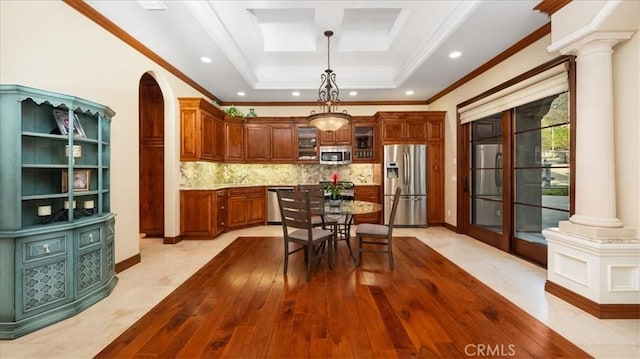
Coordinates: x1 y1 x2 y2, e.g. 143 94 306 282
139 73 165 238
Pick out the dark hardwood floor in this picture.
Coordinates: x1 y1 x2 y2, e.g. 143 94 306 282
96 236 590 358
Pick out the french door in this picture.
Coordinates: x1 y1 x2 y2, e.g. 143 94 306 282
460 92 572 266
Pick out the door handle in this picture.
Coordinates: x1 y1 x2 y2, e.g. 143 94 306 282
403 151 409 186
495 152 503 187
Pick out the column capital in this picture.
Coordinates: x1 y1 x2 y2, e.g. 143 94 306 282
549 31 633 56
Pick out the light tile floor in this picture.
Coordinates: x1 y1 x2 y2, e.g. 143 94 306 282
1 226 638 358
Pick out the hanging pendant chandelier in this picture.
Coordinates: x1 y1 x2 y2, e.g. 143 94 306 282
307 30 352 132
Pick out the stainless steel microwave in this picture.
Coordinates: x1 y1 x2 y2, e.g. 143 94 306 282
319 145 352 165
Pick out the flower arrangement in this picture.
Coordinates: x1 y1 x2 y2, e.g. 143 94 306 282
327 173 343 199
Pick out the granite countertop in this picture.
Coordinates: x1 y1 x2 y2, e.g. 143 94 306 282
180 182 382 190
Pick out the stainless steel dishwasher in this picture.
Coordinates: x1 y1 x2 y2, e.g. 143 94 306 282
267 187 295 224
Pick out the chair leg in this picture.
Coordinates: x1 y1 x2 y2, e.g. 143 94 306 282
356 235 362 267
344 232 355 261
328 236 334 269
388 237 394 270
283 239 289 274
306 243 313 281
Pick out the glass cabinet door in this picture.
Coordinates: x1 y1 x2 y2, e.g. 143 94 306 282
296 126 317 161
353 125 375 161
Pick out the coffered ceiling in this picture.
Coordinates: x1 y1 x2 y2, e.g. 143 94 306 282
85 0 549 104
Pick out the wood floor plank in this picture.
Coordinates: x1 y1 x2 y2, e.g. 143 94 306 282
95 236 592 359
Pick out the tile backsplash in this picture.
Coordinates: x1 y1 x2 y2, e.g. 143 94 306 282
180 162 377 189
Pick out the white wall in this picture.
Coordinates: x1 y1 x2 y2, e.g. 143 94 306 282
0 1 209 262
428 36 557 226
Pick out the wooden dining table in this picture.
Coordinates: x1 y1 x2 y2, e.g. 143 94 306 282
318 200 383 261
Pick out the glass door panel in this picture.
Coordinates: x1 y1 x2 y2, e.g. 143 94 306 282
469 115 503 236
513 93 570 251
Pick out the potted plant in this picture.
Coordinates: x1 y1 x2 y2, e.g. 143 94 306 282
327 173 343 206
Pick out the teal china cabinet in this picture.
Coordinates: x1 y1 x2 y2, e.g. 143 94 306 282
0 85 117 339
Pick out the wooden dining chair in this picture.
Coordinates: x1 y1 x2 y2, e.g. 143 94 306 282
355 187 401 270
298 185 349 245
297 185 327 228
277 190 335 281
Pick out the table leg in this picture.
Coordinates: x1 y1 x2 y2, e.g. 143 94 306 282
343 215 356 262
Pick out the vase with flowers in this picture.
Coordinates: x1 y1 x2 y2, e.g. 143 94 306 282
327 173 343 206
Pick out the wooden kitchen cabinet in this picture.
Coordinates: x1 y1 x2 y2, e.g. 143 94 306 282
245 122 296 163
180 189 228 239
227 187 266 229
377 111 445 144
179 98 225 162
354 185 382 224
319 124 351 146
180 190 217 239
427 142 445 225
270 124 296 162
224 120 244 162
296 126 318 162
215 190 227 236
245 124 270 161
352 116 379 163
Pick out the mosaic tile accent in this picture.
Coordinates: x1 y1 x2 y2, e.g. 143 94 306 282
180 162 376 189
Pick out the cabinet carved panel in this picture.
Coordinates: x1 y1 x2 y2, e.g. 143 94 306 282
21 260 69 314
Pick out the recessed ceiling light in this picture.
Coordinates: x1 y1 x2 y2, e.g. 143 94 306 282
292 91 300 97
200 56 212 63
349 91 358 96
237 92 245 96
449 51 462 59
405 90 414 96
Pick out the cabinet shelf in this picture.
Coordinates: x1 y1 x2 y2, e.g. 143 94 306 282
21 131 101 144
22 190 102 201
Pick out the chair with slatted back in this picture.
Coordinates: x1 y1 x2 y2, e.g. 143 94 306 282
297 185 327 229
277 190 335 281
355 187 401 270
299 184 349 249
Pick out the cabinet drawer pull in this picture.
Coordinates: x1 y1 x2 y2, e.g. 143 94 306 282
89 234 93 242
221 206 225 210
43 243 50 253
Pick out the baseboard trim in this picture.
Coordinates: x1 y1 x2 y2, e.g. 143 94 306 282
545 280 640 319
164 235 183 244
115 253 141 273
443 222 459 233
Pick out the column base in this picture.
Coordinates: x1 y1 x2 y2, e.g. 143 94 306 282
569 214 625 228
560 220 636 240
542 226 640 318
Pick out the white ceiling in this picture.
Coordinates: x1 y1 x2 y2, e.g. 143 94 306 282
85 0 549 104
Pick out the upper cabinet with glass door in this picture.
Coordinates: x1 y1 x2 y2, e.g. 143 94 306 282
352 116 379 163
296 126 318 162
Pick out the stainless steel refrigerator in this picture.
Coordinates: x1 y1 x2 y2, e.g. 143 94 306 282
383 144 427 226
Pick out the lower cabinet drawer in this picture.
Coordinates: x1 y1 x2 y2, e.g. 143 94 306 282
77 226 102 249
21 232 69 263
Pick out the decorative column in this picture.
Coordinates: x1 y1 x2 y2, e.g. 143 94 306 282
543 32 639 319
560 32 634 235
